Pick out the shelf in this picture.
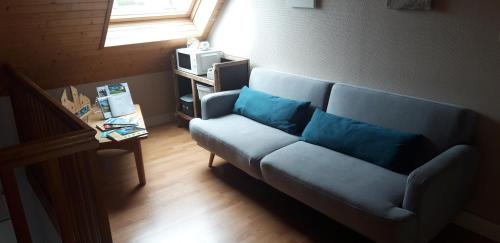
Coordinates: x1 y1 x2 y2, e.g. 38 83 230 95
172 53 249 123
173 69 215 86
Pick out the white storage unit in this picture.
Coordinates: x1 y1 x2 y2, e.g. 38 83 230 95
196 83 215 100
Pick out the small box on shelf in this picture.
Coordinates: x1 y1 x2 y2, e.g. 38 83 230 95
179 94 194 117
196 83 215 100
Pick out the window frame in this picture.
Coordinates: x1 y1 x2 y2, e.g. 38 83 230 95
109 0 198 23
100 0 222 48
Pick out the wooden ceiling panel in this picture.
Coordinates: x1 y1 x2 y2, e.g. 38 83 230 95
0 0 181 91
0 0 223 94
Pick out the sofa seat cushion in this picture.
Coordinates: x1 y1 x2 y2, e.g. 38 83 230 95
261 141 417 243
190 114 299 179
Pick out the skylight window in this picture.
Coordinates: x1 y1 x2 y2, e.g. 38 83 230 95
111 0 195 22
102 0 222 47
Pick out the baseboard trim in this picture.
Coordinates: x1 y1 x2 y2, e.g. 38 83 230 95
144 113 175 127
454 210 500 242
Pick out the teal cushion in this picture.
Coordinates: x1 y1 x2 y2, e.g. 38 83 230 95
301 109 424 174
233 86 311 135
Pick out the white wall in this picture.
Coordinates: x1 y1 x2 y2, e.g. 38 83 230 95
209 0 500 225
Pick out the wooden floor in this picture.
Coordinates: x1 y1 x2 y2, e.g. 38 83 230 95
97 123 494 243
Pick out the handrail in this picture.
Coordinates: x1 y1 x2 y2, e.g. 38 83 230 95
3 64 90 130
0 130 98 170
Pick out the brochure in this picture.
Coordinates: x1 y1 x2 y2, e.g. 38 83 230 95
108 93 135 117
97 97 112 119
96 83 135 117
107 126 148 141
104 117 139 125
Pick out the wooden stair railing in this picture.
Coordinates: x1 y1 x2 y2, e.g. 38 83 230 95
0 64 112 243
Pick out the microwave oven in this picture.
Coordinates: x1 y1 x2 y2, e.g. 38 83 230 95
176 48 223 75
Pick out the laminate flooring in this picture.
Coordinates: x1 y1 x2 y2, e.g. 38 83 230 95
97 123 494 243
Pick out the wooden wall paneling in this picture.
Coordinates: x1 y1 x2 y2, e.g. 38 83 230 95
4 2 108 14
0 10 106 21
3 17 105 30
0 0 223 91
0 0 183 91
8 25 104 37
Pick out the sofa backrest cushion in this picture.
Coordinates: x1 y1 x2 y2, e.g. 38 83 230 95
326 83 477 153
249 68 333 110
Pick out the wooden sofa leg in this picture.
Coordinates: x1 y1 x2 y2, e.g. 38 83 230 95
208 152 215 168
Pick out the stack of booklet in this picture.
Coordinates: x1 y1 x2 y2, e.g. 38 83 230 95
97 117 148 141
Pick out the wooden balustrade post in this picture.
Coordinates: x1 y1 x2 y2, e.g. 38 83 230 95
0 170 32 243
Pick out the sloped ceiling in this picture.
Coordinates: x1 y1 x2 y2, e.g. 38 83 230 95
0 0 221 92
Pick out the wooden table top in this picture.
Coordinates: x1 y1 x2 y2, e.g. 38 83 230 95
86 104 147 144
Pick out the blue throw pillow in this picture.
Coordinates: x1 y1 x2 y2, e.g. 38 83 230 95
233 86 311 135
301 109 424 174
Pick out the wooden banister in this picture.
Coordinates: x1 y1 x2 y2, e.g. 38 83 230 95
0 64 112 243
0 130 98 170
3 65 89 131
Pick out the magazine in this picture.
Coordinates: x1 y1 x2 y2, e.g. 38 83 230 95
96 83 135 117
107 126 148 141
96 124 136 132
97 97 112 119
108 93 135 117
104 117 139 126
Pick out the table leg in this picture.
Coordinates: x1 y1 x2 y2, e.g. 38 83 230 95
208 152 215 168
133 140 146 186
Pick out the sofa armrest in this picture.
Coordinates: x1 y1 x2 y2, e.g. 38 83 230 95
201 90 240 120
402 145 478 242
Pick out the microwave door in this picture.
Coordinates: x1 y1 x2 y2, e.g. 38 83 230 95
178 52 191 70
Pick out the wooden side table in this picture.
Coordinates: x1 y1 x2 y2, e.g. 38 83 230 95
87 104 147 186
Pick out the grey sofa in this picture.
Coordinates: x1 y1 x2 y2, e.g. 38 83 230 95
189 68 478 243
